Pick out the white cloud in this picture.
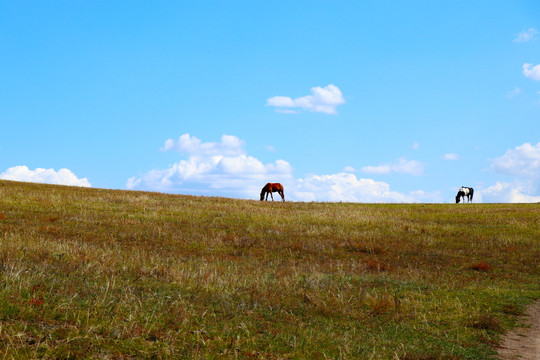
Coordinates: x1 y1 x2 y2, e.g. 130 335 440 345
482 142 540 203
443 153 459 161
292 173 406 202
128 134 293 198
161 134 244 157
127 134 439 202
291 173 440 202
523 63 540 81
481 182 540 203
514 28 538 43
491 142 540 179
506 87 521 98
361 164 391 175
0 166 91 187
266 84 345 114
412 141 420 150
361 158 424 176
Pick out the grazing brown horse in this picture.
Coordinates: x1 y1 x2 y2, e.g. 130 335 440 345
260 183 285 202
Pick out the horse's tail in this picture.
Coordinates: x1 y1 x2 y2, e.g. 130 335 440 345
469 188 474 201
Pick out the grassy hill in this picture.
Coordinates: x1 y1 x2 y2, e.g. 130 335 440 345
0 180 538 359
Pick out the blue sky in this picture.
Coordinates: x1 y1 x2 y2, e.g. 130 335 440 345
1 1 539 202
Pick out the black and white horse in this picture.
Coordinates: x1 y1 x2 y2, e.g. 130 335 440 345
455 186 474 203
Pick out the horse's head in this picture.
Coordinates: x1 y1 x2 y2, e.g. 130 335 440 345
455 194 461 203
260 191 265 201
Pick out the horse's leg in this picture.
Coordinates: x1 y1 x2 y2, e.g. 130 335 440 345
279 190 285 202
270 191 274 201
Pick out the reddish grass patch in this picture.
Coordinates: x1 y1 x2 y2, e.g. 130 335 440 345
365 258 390 272
469 261 491 272
341 242 385 254
29 297 44 307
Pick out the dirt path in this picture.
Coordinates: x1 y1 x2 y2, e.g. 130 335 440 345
497 300 540 360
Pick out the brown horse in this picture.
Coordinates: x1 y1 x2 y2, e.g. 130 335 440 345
260 183 285 202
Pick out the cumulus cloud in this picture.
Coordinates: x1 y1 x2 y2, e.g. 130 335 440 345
514 28 538 43
443 153 459 161
127 134 439 202
266 84 345 114
481 142 540 203
292 173 406 202
0 166 91 187
291 173 440 202
523 63 540 81
161 134 244 157
361 158 424 176
481 182 540 203
127 134 293 198
491 142 540 179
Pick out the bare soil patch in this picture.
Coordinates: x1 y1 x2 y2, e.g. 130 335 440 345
497 300 540 360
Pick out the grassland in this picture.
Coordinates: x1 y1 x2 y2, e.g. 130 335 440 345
0 180 538 359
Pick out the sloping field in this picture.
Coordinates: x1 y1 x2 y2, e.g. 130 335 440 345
0 180 538 359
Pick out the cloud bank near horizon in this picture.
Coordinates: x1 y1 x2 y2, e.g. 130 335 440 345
0 166 91 187
3 138 538 204
481 142 540 203
127 135 540 203
127 134 440 202
127 134 294 198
